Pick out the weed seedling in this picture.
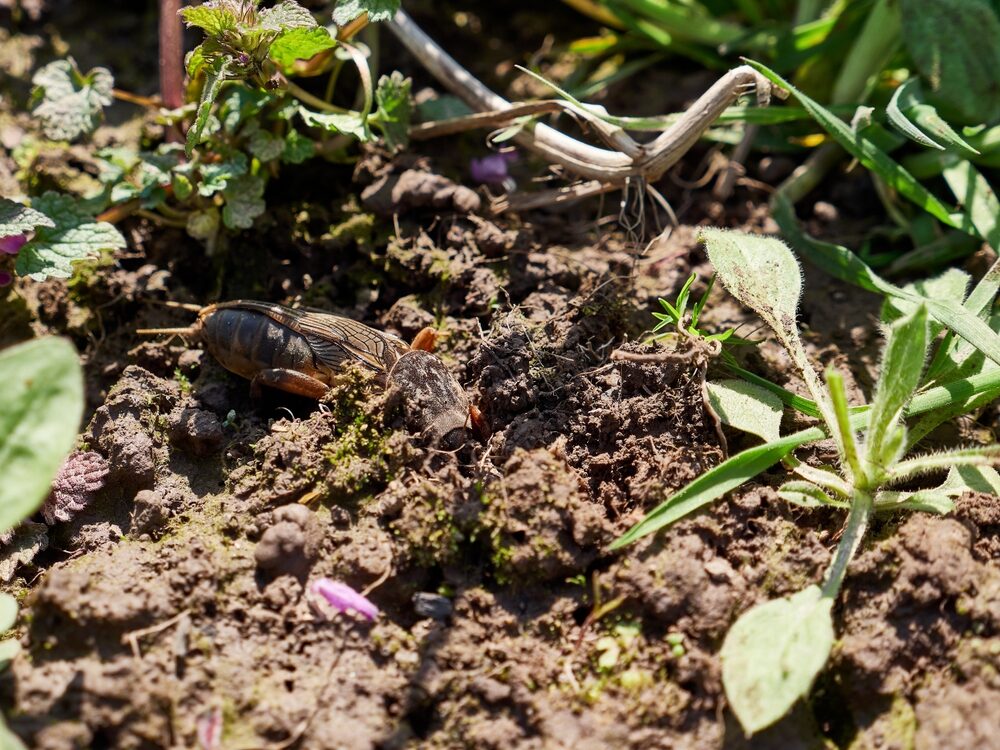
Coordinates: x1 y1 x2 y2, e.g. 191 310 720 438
615 228 1000 734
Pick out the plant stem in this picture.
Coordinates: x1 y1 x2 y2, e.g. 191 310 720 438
285 79 352 114
821 489 873 599
159 0 185 142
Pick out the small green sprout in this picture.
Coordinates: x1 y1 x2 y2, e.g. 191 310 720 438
651 273 745 346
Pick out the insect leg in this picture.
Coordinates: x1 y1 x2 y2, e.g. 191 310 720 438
410 327 438 352
250 369 330 399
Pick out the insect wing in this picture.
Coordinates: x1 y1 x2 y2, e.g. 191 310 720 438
289 309 407 373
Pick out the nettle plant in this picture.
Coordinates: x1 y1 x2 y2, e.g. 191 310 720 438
615 229 1000 734
9 0 408 281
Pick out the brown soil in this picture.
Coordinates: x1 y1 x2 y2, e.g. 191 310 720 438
2 2 998 749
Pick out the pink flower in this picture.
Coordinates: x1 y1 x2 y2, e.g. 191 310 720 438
311 578 379 620
469 151 518 185
0 271 11 287
0 235 26 255
196 707 222 750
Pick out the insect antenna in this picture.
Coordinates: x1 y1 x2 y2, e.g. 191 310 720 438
145 299 204 312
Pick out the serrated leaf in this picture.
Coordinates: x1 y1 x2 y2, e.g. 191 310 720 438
0 198 54 238
15 193 126 281
332 0 400 26
269 26 336 71
706 379 783 443
30 59 113 142
258 0 317 30
222 174 266 229
0 338 84 536
899 0 1000 125
721 585 834 735
248 129 284 161
187 56 230 157
298 105 370 140
198 153 249 197
179 4 238 34
282 129 315 163
866 305 929 470
186 45 207 78
371 71 412 151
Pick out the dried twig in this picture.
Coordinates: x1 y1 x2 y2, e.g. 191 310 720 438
390 9 786 188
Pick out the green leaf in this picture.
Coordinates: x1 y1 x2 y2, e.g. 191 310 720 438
721 585 834 735
0 338 83 535
699 229 801 348
0 639 18 671
612 365 1000 549
282 129 316 164
269 27 336 71
899 0 1000 125
0 594 15 633
258 0 317 30
0 198 54 237
371 71 412 151
706 379 783 443
773 193 1000 373
609 430 817 550
221 174 266 230
30 59 113 142
179 4 238 35
332 0 400 25
187 57 230 157
749 60 962 230
15 193 126 281
866 305 929 469
778 481 846 508
0 716 26 750
197 153 249 197
248 128 284 161
886 79 979 155
942 161 1000 252
298 105 370 140
186 45 207 78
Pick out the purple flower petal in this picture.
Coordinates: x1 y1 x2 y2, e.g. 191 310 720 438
0 271 11 287
311 578 379 620
469 151 518 185
196 707 223 750
0 235 26 255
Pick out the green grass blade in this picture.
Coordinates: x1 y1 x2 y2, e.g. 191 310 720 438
609 429 824 549
748 59 964 230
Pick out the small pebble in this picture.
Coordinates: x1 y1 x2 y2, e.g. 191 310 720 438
412 592 453 620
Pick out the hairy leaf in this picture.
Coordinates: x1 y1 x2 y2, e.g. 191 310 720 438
706 379 782 443
248 128 284 161
258 0 317 30
30 59 113 141
269 26 336 71
778 481 845 508
942 161 1000 253
0 338 83 536
900 0 1000 124
332 0 400 25
0 198 54 238
371 71 412 151
15 193 126 281
722 586 834 735
179 4 238 35
198 153 249 196
282 129 316 163
887 79 979 155
187 57 230 157
298 106 370 140
865 305 929 469
222 174 266 229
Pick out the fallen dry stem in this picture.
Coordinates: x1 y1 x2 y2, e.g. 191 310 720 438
389 9 785 185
